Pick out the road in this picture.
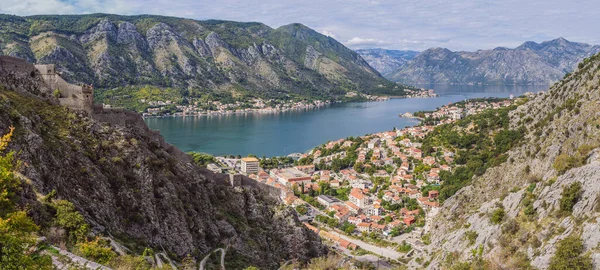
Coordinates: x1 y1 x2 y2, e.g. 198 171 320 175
327 230 403 260
48 245 110 270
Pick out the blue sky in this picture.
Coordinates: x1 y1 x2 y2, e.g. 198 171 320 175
1 0 598 51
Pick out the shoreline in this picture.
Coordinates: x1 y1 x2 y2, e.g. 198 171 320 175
141 93 439 119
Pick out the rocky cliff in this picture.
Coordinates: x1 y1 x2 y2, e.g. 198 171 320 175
424 53 600 269
355 48 419 77
0 14 402 101
0 60 326 268
388 38 600 85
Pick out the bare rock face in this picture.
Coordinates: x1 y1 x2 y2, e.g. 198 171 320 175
80 19 118 44
304 45 321 70
116 22 148 50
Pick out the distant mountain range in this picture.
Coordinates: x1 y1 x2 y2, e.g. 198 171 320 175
0 14 405 102
360 38 600 85
355 49 419 77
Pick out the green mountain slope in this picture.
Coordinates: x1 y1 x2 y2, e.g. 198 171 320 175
0 14 404 104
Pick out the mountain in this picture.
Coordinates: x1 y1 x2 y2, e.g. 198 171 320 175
418 53 600 268
0 14 404 103
355 48 419 77
388 38 600 85
0 57 326 268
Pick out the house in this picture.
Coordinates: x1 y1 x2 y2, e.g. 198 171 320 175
357 222 371 232
440 164 451 171
400 162 410 171
349 188 368 208
332 204 351 222
427 172 440 183
403 216 415 226
423 156 436 166
317 195 342 207
373 170 389 178
429 190 439 199
345 201 361 214
368 138 379 149
338 239 358 250
330 180 340 188
365 204 382 216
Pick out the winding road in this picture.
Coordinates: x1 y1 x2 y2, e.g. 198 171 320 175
199 246 228 270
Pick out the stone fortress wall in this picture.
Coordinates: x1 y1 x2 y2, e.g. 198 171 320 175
34 63 94 115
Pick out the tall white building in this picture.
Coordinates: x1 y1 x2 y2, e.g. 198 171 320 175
241 157 259 174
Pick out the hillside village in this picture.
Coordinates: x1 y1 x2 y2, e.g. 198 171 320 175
207 96 522 256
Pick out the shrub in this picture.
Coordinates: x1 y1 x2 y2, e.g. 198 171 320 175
465 230 478 246
560 182 582 214
490 208 505 224
397 241 412 253
553 154 581 175
549 235 592 270
76 237 116 265
52 200 89 243
53 89 61 98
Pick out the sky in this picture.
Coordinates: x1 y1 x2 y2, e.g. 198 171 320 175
1 0 599 51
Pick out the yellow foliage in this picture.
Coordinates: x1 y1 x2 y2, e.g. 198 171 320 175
0 126 14 151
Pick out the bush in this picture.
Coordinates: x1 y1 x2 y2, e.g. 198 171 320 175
560 182 582 214
549 235 592 270
553 154 581 175
52 200 89 243
76 237 116 265
490 208 505 224
465 230 478 246
397 241 412 253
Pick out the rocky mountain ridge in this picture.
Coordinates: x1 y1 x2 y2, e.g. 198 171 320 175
425 53 600 269
0 14 403 101
387 38 600 85
355 48 419 77
0 57 326 269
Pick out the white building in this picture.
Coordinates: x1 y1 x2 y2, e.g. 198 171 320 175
241 157 260 174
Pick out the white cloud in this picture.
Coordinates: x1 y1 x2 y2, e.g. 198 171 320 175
320 30 337 39
345 37 390 48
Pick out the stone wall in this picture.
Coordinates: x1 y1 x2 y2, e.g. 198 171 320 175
35 64 93 115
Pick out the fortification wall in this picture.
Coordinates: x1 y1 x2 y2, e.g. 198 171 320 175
35 64 93 114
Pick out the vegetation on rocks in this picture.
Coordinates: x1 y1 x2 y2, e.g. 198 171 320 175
548 235 593 270
422 105 525 200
